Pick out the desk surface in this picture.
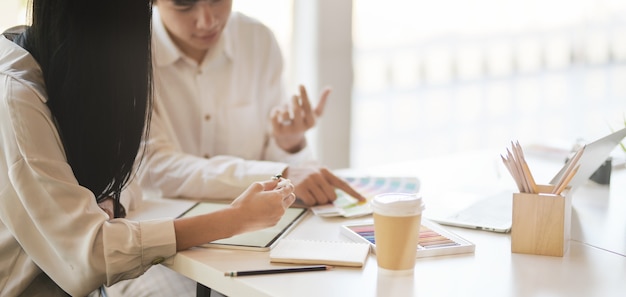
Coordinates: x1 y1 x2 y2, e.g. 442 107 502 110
157 150 626 297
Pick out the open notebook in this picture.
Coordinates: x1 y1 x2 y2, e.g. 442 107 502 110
126 198 308 251
427 127 626 233
178 202 308 251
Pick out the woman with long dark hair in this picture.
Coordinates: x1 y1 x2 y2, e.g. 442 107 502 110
0 0 295 295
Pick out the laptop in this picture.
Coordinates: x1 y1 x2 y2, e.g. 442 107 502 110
427 127 626 233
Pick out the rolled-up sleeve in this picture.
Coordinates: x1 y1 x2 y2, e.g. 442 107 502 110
103 218 176 285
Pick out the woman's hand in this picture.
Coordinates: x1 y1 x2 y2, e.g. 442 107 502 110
174 178 296 251
271 85 330 153
229 178 296 233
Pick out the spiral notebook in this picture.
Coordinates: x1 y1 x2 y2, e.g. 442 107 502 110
269 239 370 267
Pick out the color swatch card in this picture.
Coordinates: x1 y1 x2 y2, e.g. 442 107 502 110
311 176 420 218
340 219 475 258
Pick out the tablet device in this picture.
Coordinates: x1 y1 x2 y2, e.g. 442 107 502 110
178 202 308 251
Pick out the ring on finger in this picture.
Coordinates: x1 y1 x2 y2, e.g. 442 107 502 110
282 193 295 208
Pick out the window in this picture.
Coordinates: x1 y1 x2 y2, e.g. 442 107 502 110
351 0 626 169
233 0 294 87
0 0 27 32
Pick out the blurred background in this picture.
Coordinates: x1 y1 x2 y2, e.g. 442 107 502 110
3 0 626 170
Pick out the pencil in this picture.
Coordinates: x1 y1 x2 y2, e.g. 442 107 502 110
224 265 333 277
553 164 580 195
514 141 538 193
507 148 528 192
501 154 524 192
552 146 585 194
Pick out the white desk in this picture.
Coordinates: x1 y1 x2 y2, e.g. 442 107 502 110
570 170 626 256
159 150 626 297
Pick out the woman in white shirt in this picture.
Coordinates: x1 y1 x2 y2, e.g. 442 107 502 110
138 0 366 206
0 0 295 296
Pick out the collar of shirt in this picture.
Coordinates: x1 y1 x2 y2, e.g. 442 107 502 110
152 8 234 70
0 36 47 103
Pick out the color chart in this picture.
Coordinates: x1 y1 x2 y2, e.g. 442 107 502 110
341 219 475 258
311 176 420 218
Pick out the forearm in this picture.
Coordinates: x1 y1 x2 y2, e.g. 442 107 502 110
173 207 243 251
275 134 307 153
140 152 285 199
264 137 315 165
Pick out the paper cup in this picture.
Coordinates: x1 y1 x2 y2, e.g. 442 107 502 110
371 192 425 275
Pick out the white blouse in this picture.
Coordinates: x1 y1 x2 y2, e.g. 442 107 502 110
138 11 313 200
0 36 176 296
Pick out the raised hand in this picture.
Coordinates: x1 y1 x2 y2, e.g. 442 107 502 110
271 84 331 153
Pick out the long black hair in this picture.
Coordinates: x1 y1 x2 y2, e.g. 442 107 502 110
21 0 153 217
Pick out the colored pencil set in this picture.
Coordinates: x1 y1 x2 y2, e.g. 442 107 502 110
501 141 583 195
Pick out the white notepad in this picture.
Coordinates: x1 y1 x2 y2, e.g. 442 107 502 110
269 239 370 267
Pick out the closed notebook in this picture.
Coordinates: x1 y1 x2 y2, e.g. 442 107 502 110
269 239 370 267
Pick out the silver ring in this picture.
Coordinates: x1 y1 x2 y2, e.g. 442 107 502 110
282 193 296 208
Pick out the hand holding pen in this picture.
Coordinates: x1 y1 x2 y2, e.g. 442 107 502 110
228 177 296 233
272 174 297 208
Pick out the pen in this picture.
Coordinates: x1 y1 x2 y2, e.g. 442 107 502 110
224 265 333 277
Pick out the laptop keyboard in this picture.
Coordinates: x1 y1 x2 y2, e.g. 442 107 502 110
447 192 512 226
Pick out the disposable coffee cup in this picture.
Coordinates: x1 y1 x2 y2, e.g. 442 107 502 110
371 192 425 275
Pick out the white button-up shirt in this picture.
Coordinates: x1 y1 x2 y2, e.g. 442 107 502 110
0 36 176 296
138 11 313 199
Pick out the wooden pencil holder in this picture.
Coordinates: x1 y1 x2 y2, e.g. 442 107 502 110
511 184 572 257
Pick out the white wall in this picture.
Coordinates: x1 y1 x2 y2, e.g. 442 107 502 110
292 1 353 169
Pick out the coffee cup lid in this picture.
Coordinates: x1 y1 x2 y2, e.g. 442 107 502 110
370 192 425 217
